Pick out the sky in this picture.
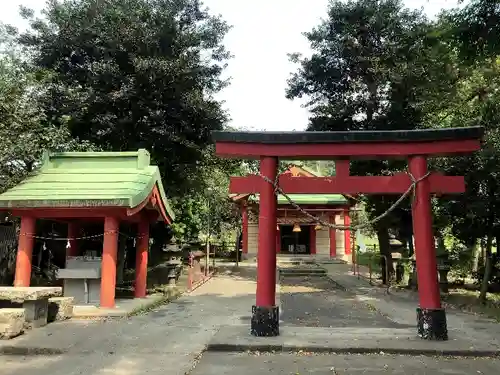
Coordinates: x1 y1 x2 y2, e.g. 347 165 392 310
2 0 461 131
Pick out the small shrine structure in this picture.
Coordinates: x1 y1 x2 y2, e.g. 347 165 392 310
231 165 356 261
0 149 175 308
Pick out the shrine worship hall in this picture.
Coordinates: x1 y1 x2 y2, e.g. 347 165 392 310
213 126 484 340
232 164 356 262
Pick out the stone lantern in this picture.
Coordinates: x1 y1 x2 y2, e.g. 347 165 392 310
407 253 418 290
435 237 451 294
163 239 182 286
436 253 451 294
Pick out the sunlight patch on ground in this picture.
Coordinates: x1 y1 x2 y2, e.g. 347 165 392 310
189 276 263 297
1 356 60 372
281 285 325 293
96 358 140 375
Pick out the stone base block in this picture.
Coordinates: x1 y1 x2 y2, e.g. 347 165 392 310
251 305 279 337
0 308 25 339
417 307 448 341
48 297 74 322
23 299 49 328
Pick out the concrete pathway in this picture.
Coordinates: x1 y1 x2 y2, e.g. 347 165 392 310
0 266 263 375
3 262 500 375
280 275 411 328
321 262 500 346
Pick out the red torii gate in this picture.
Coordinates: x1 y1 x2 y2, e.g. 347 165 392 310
212 127 483 340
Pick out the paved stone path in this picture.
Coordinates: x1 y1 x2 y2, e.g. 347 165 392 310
280 275 411 328
321 262 500 345
2 263 500 375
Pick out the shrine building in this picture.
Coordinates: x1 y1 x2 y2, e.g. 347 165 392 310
231 165 355 261
0 149 175 309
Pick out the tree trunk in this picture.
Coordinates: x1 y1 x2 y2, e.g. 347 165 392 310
496 234 500 262
479 235 493 304
375 222 392 284
472 240 481 273
480 238 487 266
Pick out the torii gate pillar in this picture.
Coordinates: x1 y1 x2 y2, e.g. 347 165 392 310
252 157 279 336
409 156 446 339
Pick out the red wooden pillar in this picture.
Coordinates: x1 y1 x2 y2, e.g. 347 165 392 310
310 225 317 255
344 209 351 255
409 155 447 340
335 159 350 177
252 156 279 337
329 215 336 258
14 216 36 287
134 219 149 298
242 203 248 254
100 216 119 308
66 222 80 257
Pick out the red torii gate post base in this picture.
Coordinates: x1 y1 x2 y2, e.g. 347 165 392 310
213 127 483 339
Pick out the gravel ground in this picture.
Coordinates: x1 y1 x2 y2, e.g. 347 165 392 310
279 275 412 328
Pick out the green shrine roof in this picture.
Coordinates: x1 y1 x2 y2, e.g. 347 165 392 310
252 194 347 205
0 149 175 220
252 166 348 205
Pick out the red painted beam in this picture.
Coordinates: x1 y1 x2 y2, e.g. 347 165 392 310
277 205 348 210
216 139 481 159
335 160 350 177
9 207 161 223
229 173 465 194
9 207 126 219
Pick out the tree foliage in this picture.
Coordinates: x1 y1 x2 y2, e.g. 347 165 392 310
2 0 246 243
447 0 500 61
286 0 500 290
0 23 95 192
16 0 231 197
286 0 452 269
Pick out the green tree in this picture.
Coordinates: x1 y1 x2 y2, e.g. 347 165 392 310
16 0 231 197
286 0 459 280
447 0 500 62
432 57 500 301
170 146 243 242
0 23 95 283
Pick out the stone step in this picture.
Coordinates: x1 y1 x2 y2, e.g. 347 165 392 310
277 257 346 265
317 259 347 264
280 273 327 277
279 268 327 276
48 297 74 322
0 308 25 339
